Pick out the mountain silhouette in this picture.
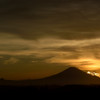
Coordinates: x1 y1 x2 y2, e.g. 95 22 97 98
0 67 100 86
27 67 100 86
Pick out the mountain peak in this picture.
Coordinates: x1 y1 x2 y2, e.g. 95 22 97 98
38 67 100 85
64 67 81 72
54 67 84 78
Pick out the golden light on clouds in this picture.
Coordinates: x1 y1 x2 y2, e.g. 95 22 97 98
0 34 100 70
1 33 99 73
46 57 100 70
46 57 100 78
77 58 100 70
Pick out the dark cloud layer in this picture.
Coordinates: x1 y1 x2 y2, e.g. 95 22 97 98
0 0 100 40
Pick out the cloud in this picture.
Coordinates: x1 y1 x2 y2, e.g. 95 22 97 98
0 56 3 58
4 57 19 64
0 33 100 69
1 33 100 56
0 0 100 40
31 61 38 63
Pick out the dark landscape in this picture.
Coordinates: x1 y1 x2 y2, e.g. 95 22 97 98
1 0 100 98
0 67 100 97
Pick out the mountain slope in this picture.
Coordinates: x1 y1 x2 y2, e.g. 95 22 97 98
29 67 100 85
0 67 100 86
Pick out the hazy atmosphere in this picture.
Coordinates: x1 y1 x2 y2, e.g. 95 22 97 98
0 0 100 80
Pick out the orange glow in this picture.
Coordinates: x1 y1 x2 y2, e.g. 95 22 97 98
87 71 100 77
77 58 100 70
48 58 100 71
63 58 100 71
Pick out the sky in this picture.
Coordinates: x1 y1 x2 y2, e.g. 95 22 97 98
0 0 100 80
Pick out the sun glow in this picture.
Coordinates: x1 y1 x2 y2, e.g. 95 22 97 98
69 58 100 71
78 58 100 70
87 71 100 77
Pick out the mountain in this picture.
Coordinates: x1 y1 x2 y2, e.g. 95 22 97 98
30 67 100 85
0 67 100 86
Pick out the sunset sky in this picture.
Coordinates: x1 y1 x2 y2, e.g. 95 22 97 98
0 0 100 80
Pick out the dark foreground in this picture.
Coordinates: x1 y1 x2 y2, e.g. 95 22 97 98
0 85 100 98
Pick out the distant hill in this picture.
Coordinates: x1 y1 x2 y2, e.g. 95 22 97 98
30 67 100 85
0 67 100 86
